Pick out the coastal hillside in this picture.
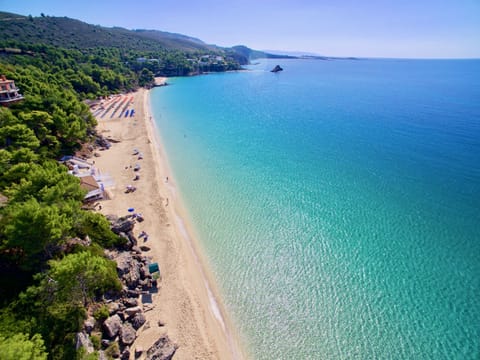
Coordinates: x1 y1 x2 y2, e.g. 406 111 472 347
0 11 300 66
0 11 248 83
0 11 215 52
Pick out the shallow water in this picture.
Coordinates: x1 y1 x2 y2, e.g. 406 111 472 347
151 58 480 359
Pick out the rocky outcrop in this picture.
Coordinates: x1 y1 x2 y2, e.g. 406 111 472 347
114 252 133 276
109 216 137 250
95 135 112 149
131 312 146 330
110 217 135 235
271 65 283 73
83 316 96 334
76 332 94 354
77 214 176 359
103 314 122 338
62 236 92 253
145 335 178 360
120 323 136 346
125 306 142 317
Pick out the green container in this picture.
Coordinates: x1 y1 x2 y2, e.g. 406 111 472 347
148 263 159 274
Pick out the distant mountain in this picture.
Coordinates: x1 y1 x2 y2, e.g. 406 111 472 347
227 45 298 64
0 11 216 52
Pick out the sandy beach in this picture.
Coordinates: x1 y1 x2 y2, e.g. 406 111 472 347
92 82 245 359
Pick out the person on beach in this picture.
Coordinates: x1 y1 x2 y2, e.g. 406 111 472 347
165 198 169 207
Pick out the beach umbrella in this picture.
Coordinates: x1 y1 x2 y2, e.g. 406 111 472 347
128 208 135 212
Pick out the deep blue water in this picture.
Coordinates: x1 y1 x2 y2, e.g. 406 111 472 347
151 58 480 359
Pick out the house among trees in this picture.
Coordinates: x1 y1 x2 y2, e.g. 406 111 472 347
0 75 24 106
78 174 104 202
62 156 105 202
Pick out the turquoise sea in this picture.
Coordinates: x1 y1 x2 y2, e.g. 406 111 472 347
151 59 480 359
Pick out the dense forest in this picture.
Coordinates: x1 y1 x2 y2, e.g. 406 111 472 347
0 11 246 360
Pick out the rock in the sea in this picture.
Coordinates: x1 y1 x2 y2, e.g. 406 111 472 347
120 323 136 346
271 65 283 72
145 335 178 360
130 312 146 330
76 332 94 353
103 314 122 338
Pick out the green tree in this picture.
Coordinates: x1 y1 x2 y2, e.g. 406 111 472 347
18 110 59 150
0 124 40 151
138 68 154 87
1 198 72 270
4 161 85 205
73 210 123 248
0 333 47 360
0 107 19 127
47 251 121 306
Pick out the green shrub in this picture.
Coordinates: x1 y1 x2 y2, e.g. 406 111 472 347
104 342 120 359
74 211 125 248
93 304 109 322
90 333 101 350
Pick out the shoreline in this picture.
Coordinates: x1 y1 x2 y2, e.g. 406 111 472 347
143 84 246 359
92 82 246 359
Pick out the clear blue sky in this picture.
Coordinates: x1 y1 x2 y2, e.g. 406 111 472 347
2 0 480 58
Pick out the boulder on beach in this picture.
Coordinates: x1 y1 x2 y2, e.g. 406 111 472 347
146 335 178 360
103 314 122 338
120 323 136 346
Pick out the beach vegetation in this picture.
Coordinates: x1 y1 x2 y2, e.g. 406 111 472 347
89 333 101 350
44 251 121 306
73 210 125 248
93 305 109 322
0 333 47 360
104 341 120 359
0 9 245 359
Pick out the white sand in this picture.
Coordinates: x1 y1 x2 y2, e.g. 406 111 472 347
92 84 247 359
